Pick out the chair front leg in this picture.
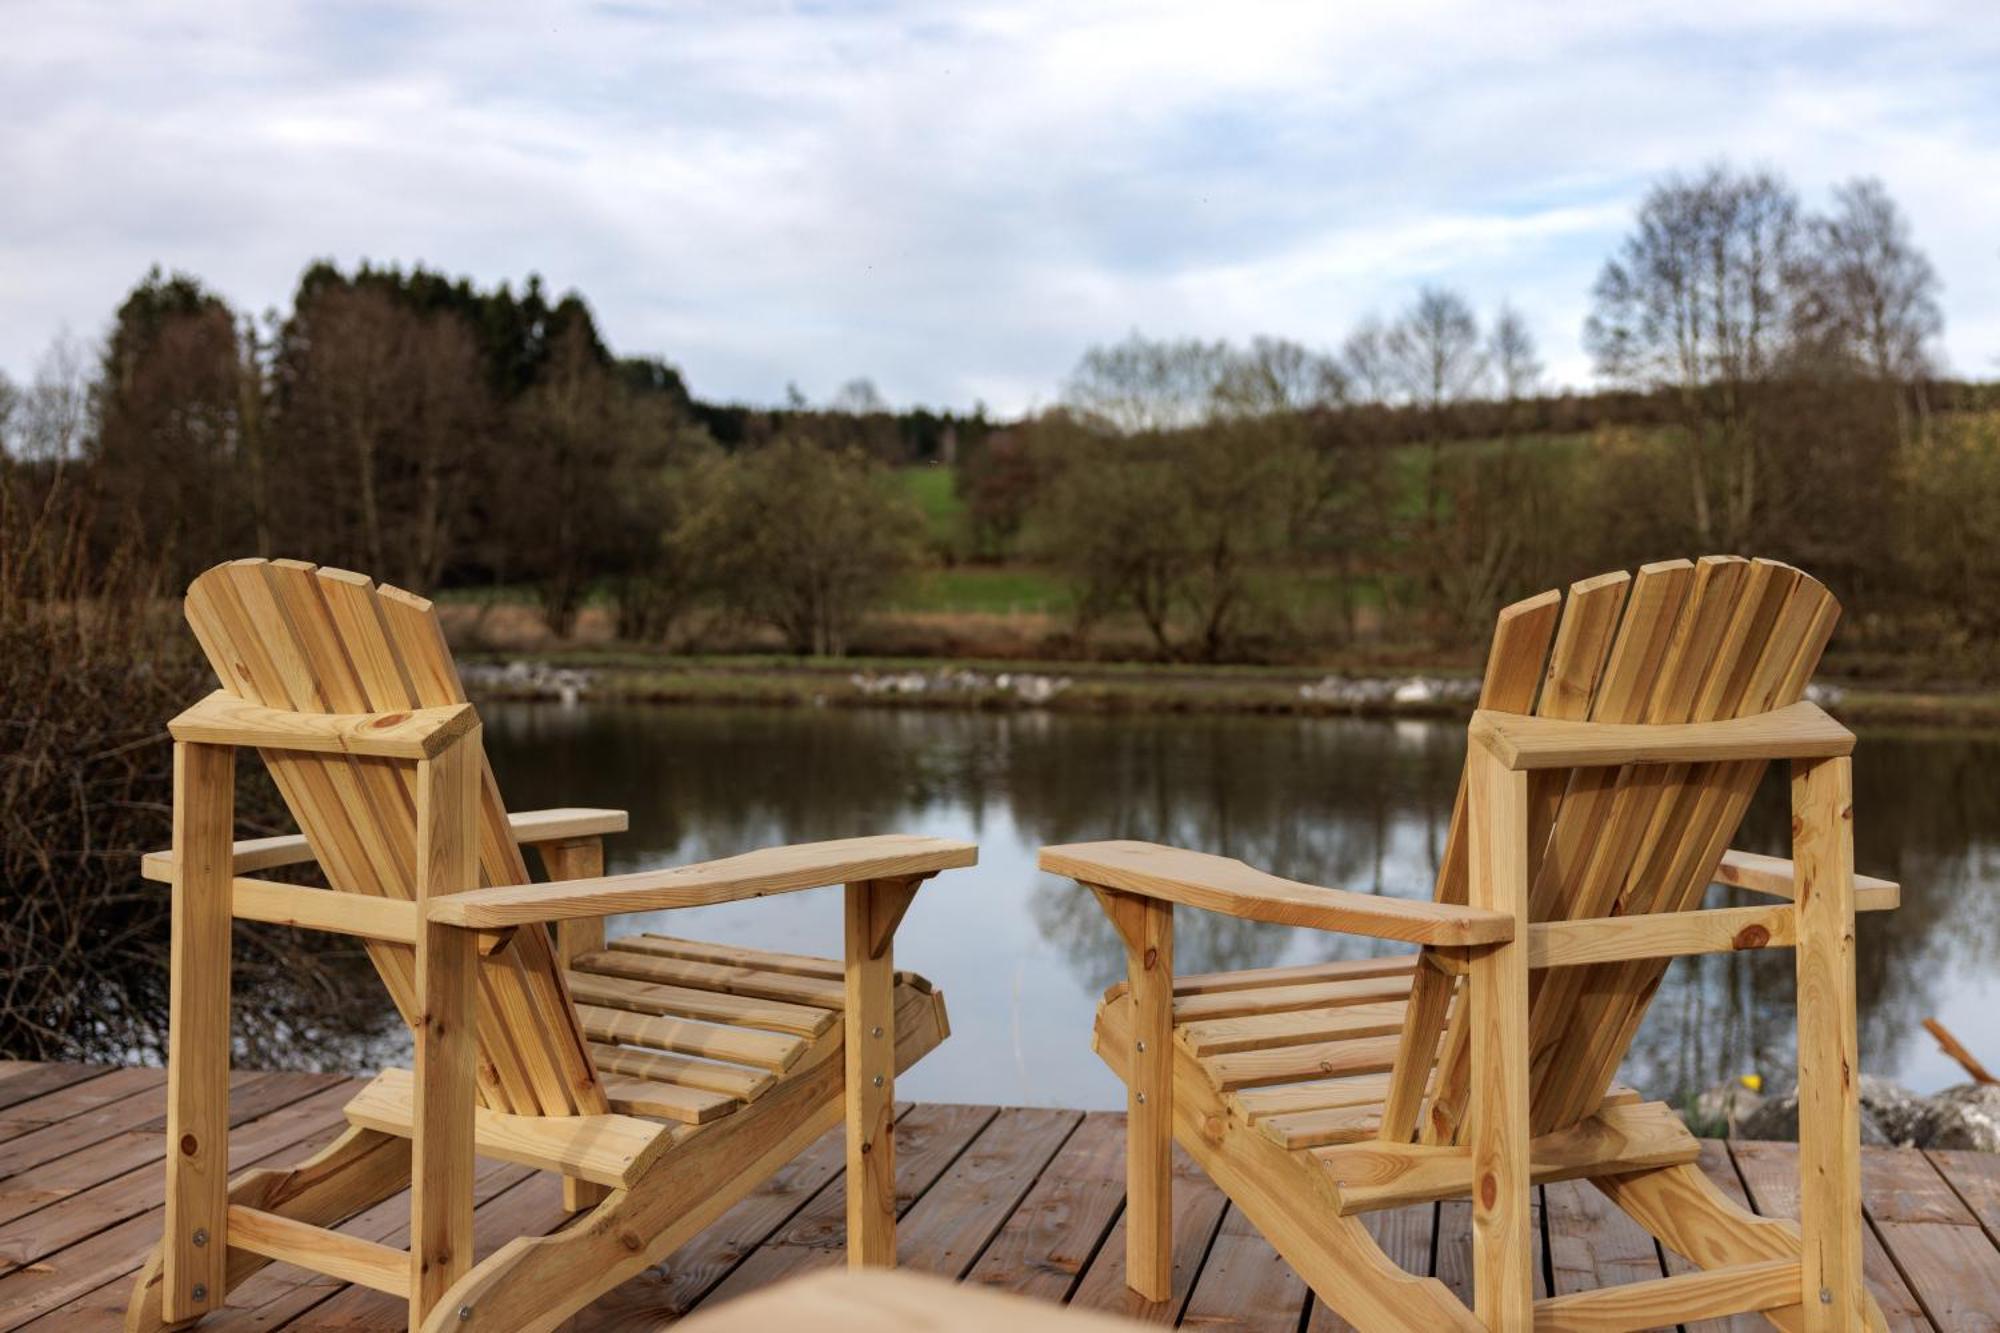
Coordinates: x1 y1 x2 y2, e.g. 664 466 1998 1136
1094 885 1175 1302
1467 747 1533 1330
412 732 481 1329
1793 755 1865 1331
844 875 921 1268
163 740 236 1322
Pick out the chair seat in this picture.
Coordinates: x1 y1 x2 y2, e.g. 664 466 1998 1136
1097 954 1429 1150
573 933 945 1127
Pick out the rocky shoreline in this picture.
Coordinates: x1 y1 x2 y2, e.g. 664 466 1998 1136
1694 1076 2000 1151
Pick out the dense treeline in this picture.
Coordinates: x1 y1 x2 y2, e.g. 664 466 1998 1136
962 168 2000 667
4 164 1998 670
2 261 979 651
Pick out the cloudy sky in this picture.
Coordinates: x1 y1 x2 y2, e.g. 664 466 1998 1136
4 1 1997 412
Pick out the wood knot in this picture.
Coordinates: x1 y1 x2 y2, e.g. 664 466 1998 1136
620 1230 643 1252
179 1133 199 1156
1478 1172 1498 1210
1142 946 1159 970
371 712 410 728
1732 924 1771 950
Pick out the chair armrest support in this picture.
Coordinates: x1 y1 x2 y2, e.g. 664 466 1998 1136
426 834 978 928
1038 840 1513 946
1715 849 1900 911
140 807 630 883
169 689 478 760
1470 700 1853 772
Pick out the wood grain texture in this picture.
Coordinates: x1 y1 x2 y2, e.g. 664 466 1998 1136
430 835 976 927
1793 755 1867 1331
161 740 233 1322
1470 699 1852 771
1047 841 1515 945
844 880 899 1269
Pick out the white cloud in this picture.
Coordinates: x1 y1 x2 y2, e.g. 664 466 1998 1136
2 0 1995 410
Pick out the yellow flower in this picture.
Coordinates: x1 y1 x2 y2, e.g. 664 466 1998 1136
1738 1074 1763 1093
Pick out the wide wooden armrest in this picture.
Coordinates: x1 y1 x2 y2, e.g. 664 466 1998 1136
168 689 478 760
1470 700 1854 772
1038 840 1513 946
1715 849 1900 912
427 834 978 928
140 807 629 882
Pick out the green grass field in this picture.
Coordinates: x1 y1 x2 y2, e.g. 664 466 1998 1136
896 464 968 551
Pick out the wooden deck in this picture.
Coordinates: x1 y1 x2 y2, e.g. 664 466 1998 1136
1 1064 1996 1330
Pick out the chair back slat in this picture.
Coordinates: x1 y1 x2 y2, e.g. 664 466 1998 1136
1389 557 1837 1144
184 559 606 1116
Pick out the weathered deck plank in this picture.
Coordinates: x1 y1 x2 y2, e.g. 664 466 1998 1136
0 1064 1988 1330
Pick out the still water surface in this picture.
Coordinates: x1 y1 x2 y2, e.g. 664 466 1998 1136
482 702 2000 1111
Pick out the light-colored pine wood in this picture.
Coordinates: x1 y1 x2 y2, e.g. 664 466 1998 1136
538 837 606 970
564 968 837 1037
137 806 629 882
345 1068 682 1190
168 688 478 759
583 945 847 1009
1169 954 1416 996
132 558 971 1331
1045 842 1515 945
573 1001 806 1072
1466 745 1534 1329
1714 849 1900 912
1525 903 1796 968
844 880 898 1268
161 741 233 1322
1318 1101 1699 1215
1171 973 1420 1023
429 835 974 927
224 1204 409 1295
1177 1000 1409 1057
1793 755 1866 1330
1062 557 1886 1332
537 835 611 1212
1101 887 1174 1301
1471 699 1852 771
672 1268 1148 1332
411 735 480 1327
1530 1258 1802 1330
587 1041 774 1101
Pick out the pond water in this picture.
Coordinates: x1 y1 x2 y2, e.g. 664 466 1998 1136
479 701 2000 1112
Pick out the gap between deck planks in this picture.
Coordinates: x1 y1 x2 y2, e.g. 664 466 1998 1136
0 1064 1994 1331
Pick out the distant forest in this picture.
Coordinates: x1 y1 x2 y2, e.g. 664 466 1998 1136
5 163 1999 669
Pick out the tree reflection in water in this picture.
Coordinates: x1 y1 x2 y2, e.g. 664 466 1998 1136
483 703 2000 1106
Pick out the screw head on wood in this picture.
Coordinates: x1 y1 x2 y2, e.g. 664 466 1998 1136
872 1074 885 1087
1136 1039 1146 1053
1820 1289 1833 1305
191 1285 207 1302
459 1305 475 1321
871 1025 883 1038
191 1228 208 1247
1136 1092 1147 1104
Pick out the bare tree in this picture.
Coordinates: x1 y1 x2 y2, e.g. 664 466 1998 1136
1385 287 1485 574
1338 316 1398 405
1585 165 1804 547
1216 336 1347 416
1488 303 1542 403
1063 333 1230 433
831 376 887 414
1797 178 1944 439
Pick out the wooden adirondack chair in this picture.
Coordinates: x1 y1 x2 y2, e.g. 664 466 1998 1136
1042 557 1900 1331
126 559 976 1333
